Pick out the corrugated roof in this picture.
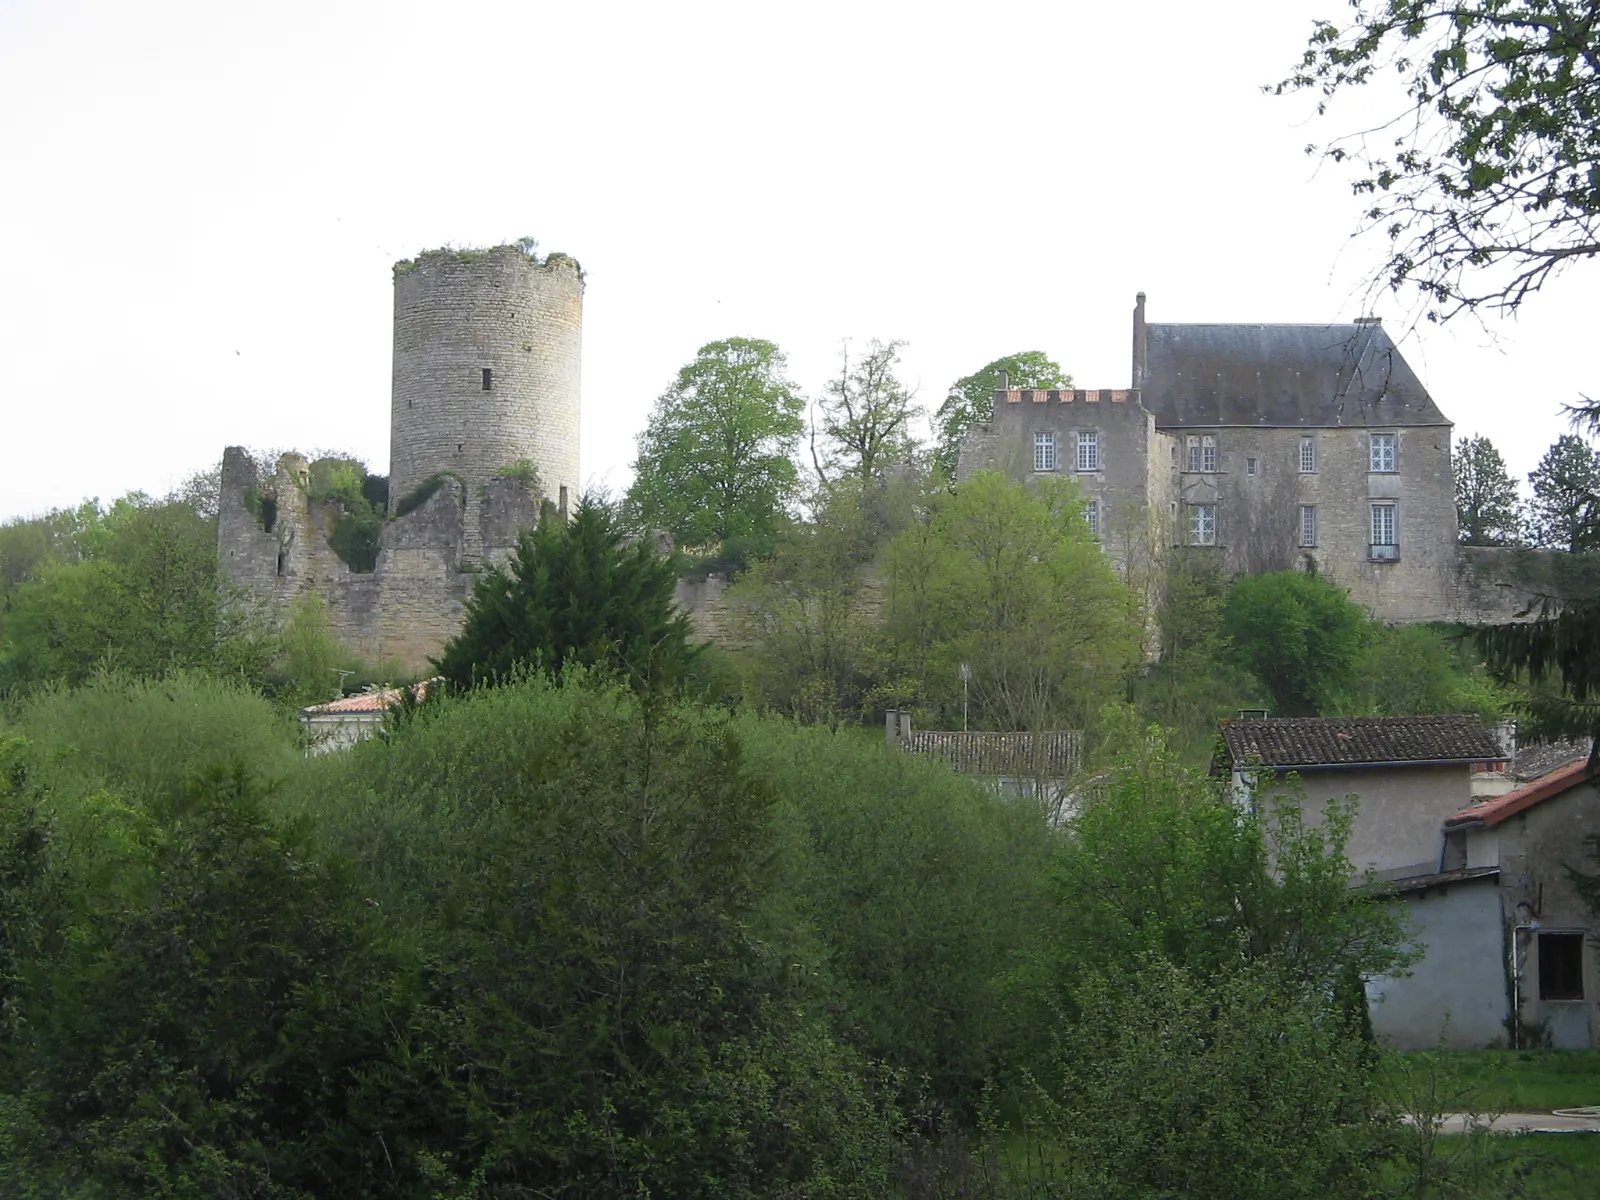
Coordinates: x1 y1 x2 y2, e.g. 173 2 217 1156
1220 716 1506 769
902 730 1082 778
1446 758 1595 829
1143 322 1449 429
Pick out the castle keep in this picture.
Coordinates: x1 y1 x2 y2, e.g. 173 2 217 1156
219 245 583 671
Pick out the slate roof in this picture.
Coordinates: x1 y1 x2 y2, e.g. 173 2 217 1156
1142 321 1449 430
1219 716 1506 770
1445 758 1596 829
902 730 1082 778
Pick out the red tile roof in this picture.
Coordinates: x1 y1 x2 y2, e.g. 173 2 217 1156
1445 758 1596 829
1219 715 1506 769
300 678 436 717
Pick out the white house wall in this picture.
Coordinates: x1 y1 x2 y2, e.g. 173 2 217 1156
1368 877 1506 1050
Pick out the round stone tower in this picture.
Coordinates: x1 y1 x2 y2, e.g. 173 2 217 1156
389 245 582 516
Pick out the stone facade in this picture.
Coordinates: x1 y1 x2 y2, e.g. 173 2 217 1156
219 244 580 673
956 294 1541 624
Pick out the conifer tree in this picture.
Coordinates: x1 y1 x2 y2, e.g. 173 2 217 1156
435 497 696 692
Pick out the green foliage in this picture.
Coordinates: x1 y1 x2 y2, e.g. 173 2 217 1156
812 338 921 485
307 456 386 572
881 471 1140 732
435 497 697 693
1000 729 1408 1199
1223 569 1368 716
0 496 272 693
1455 435 1523 546
1345 623 1508 721
1281 0 1600 318
735 714 1052 1115
933 352 1071 480
15 672 300 807
1036 960 1381 1200
292 676 902 1197
1135 550 1265 752
1527 433 1600 551
627 337 806 548
729 479 892 725
0 757 399 1197
492 457 542 489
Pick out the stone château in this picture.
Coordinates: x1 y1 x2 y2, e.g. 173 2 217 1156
956 294 1541 625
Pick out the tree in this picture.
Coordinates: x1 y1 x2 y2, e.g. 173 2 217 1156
1223 570 1368 716
1281 0 1600 318
881 471 1141 733
810 339 921 485
434 497 697 692
626 338 805 550
1527 433 1600 550
1454 435 1524 545
933 351 1072 480
0 496 268 691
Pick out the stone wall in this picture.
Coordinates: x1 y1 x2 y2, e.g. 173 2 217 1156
390 246 582 553
219 447 545 674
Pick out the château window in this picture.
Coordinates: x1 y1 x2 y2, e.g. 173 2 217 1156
1299 435 1317 473
1370 502 1397 559
1186 434 1217 473
1085 497 1100 539
1540 932 1585 1001
481 368 493 391
1034 431 1057 473
1076 430 1100 472
1299 504 1317 547
1190 504 1216 546
1246 457 1258 477
1370 432 1397 472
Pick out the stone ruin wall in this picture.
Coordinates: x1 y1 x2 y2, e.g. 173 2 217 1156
220 446 542 674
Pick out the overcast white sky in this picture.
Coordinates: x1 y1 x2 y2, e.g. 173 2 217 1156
1 0 1593 522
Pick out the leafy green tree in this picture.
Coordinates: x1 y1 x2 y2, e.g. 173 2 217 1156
1347 623 1507 721
882 471 1140 733
626 338 805 550
735 712 1051 1116
1281 0 1600 318
1223 570 1368 716
810 338 921 485
1004 729 1407 1199
933 351 1071 480
730 478 887 726
1454 434 1523 546
0 756 398 1197
298 676 901 1198
1527 433 1600 550
1136 550 1263 756
0 496 269 691
435 497 697 692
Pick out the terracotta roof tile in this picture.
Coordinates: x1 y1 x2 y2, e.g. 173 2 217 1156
1220 715 1505 769
1445 758 1595 829
300 678 437 717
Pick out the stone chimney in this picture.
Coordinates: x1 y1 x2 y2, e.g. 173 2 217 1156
1131 292 1148 390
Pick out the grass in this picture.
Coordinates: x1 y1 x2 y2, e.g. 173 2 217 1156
1390 1050 1600 1111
